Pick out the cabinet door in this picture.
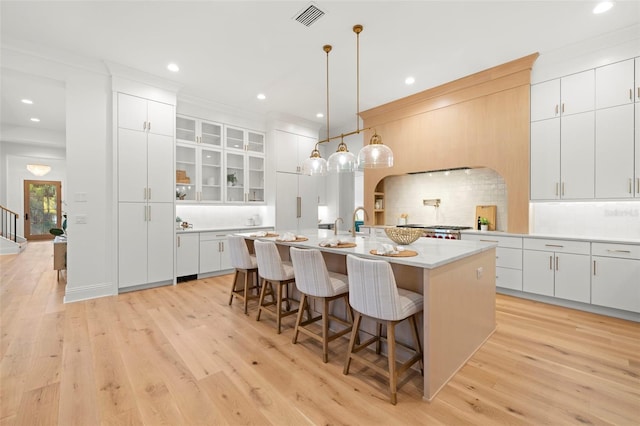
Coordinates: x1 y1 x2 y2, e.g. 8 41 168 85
561 112 594 199
146 203 174 283
118 203 148 288
201 120 222 147
596 59 634 109
531 79 560 122
219 238 232 270
147 133 175 203
176 116 197 143
298 174 319 230
595 104 635 198
225 126 245 151
247 131 265 154
146 100 174 137
199 239 222 274
592 256 640 313
554 253 590 303
176 144 197 202
496 267 523 291
530 119 560 200
118 128 148 202
298 135 318 172
247 155 264 202
636 57 640 103
561 70 594 116
118 93 147 132
523 250 555 296
200 148 223 202
225 152 245 202
177 233 199 277
275 130 300 173
276 172 298 230
636 105 640 196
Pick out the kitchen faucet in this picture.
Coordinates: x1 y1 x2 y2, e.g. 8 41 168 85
351 207 369 237
334 217 343 235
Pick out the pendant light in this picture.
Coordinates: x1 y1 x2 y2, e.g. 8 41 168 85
354 24 394 169
327 135 356 173
302 44 333 176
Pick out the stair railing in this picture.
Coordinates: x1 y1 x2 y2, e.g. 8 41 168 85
0 205 19 243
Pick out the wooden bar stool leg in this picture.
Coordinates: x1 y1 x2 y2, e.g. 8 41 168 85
387 321 398 405
292 294 307 344
242 271 250 315
376 322 383 354
409 315 424 373
322 298 330 363
276 282 284 334
256 278 268 322
344 312 362 375
228 270 240 305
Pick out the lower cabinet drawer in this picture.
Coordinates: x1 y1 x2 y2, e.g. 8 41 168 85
496 247 522 269
496 267 523 291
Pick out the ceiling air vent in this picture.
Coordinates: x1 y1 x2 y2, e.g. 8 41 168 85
293 3 325 27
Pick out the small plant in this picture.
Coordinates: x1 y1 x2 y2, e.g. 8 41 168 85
227 172 237 186
480 217 489 225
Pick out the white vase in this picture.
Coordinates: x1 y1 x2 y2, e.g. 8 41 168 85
480 224 488 231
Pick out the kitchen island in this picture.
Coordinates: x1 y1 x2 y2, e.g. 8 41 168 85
239 229 497 401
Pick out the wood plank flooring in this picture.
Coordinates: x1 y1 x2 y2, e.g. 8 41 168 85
1 242 639 425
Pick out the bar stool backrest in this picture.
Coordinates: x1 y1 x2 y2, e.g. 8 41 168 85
254 240 289 281
290 247 335 298
227 235 256 270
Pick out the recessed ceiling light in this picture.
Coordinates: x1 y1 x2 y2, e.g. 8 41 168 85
316 113 324 118
593 1 613 14
30 118 40 122
257 93 266 100
405 76 415 85
21 99 33 104
167 63 180 72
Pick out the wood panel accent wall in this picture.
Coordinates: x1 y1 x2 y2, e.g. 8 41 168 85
360 53 539 234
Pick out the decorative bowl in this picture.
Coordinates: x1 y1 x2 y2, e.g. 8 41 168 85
384 227 423 245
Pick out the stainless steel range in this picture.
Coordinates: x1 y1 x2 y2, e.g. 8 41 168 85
397 224 472 240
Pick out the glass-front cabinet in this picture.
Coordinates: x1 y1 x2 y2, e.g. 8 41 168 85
224 127 265 203
225 152 245 203
177 115 222 147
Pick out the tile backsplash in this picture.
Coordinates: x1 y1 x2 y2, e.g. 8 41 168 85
383 168 507 230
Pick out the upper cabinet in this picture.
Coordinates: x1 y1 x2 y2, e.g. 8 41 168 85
595 59 635 109
176 115 222 147
118 93 174 137
530 70 594 122
223 126 265 203
275 130 317 174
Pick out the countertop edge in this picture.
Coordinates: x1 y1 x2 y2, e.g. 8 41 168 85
460 230 640 246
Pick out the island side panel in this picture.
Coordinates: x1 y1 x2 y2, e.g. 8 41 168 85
422 248 496 401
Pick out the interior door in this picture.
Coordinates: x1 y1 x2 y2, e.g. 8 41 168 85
23 180 62 241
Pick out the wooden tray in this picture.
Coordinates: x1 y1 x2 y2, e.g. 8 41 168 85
320 242 357 248
369 249 418 257
251 232 279 238
276 236 308 242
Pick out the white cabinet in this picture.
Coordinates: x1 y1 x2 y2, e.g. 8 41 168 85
592 243 640 313
463 234 523 291
177 233 199 277
176 144 223 203
595 104 635 198
118 203 174 288
224 127 265 204
530 70 594 122
636 105 640 196
530 112 594 200
199 232 232 274
117 93 175 289
523 238 591 303
636 57 640 103
276 172 318 231
274 130 317 174
595 59 635 109
176 115 222 147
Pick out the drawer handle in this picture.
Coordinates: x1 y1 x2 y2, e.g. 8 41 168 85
607 249 631 254
480 239 499 243
545 244 564 248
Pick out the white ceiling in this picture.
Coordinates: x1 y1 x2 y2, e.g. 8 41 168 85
1 1 639 145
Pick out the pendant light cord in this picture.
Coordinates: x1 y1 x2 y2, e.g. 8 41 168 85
354 25 362 134
324 45 331 142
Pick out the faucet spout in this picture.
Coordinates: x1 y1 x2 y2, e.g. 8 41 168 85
334 217 343 235
352 206 369 237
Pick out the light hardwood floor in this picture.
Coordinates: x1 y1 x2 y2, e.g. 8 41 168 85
1 242 639 425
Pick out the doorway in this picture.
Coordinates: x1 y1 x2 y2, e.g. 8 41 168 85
23 180 62 241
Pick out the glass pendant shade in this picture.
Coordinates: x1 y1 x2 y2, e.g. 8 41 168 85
357 132 394 169
302 148 327 176
327 141 356 173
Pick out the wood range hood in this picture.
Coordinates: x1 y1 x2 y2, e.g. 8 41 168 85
360 53 539 234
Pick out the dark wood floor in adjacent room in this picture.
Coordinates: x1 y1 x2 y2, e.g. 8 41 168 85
1 241 639 425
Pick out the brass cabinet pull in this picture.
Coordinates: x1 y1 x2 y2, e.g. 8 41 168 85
561 182 565 196
545 244 564 248
593 260 596 276
637 178 639 194
607 249 631 254
555 104 559 115
177 236 181 247
296 196 301 218
561 103 565 114
555 182 559 196
629 178 633 194
148 188 151 200
555 255 559 271
630 89 633 101
549 255 553 270
148 205 151 221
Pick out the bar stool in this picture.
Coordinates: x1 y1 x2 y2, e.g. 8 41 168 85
227 235 260 315
254 240 299 334
343 254 424 405
289 247 353 363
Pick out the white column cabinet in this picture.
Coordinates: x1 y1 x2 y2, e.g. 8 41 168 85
636 57 640 103
523 239 591 303
176 233 199 277
595 104 635 198
595 59 635 109
592 243 640 313
117 92 175 289
276 172 318 231
636 105 640 196
275 130 317 174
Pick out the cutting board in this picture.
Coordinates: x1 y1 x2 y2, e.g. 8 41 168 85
475 205 497 231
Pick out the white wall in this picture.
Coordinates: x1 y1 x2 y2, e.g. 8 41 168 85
175 204 272 229
384 168 507 229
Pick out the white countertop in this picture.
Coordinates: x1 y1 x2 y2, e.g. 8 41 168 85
176 225 273 234
460 229 640 245
238 229 496 269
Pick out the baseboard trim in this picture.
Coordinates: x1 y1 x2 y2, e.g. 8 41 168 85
64 282 116 303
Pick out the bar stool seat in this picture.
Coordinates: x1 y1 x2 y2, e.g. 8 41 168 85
289 247 353 363
343 254 424 405
254 240 300 334
227 235 260 315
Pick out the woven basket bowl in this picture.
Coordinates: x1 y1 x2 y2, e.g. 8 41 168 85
384 227 423 245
